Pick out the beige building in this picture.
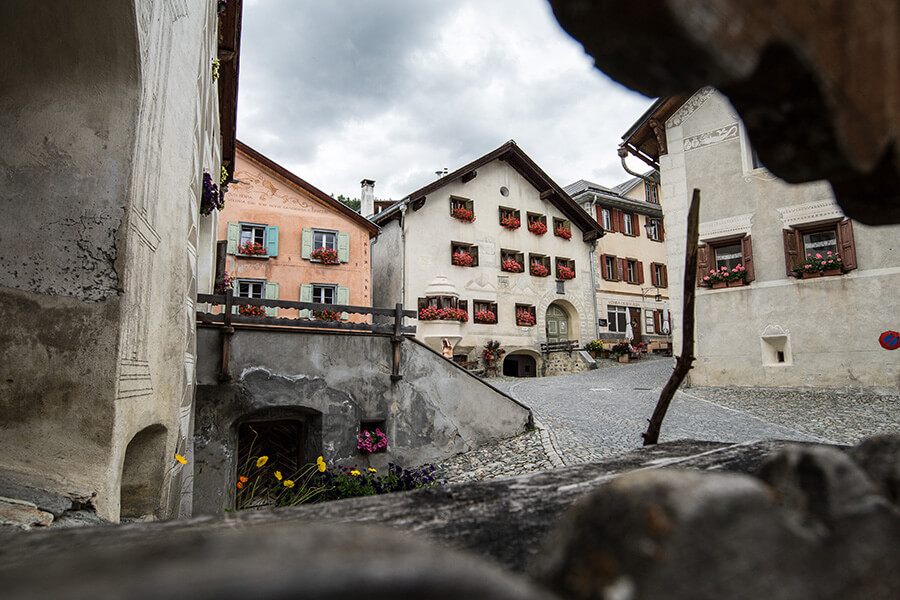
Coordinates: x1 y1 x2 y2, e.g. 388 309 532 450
566 176 670 349
0 2 241 522
622 88 900 390
371 141 604 376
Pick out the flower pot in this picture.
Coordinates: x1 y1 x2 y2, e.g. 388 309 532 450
711 281 727 289
617 354 629 363
727 279 745 287
801 271 822 279
823 268 842 277
588 350 597 359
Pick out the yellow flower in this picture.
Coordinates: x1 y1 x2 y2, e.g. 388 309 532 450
368 468 377 473
175 454 187 465
350 469 360 476
274 471 282 481
256 456 268 467
318 461 326 473
283 480 295 488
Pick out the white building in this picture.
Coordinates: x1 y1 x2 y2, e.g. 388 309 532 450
371 141 604 376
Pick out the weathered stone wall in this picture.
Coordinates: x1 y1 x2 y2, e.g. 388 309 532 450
193 326 532 514
543 350 595 377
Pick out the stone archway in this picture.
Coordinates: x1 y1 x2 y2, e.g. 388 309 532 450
502 353 538 378
120 424 168 521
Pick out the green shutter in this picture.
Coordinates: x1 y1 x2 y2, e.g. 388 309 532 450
231 280 239 315
301 229 313 259
299 283 312 318
338 232 350 262
265 226 279 257
337 286 350 321
226 222 239 254
264 282 279 317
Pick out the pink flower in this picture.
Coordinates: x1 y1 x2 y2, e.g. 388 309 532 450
815 253 822 259
703 276 710 281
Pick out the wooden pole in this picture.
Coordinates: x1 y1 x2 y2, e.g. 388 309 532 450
391 302 403 382
642 189 701 445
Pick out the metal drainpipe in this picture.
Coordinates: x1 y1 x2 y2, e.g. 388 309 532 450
618 145 657 184
589 195 600 340
399 204 408 308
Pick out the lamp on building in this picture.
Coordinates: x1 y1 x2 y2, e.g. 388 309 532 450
644 217 662 238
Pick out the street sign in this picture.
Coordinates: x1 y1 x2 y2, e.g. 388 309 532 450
879 331 900 350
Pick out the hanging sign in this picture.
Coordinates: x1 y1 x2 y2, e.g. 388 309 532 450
879 331 900 350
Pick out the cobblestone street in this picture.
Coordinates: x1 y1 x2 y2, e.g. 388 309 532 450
434 357 900 483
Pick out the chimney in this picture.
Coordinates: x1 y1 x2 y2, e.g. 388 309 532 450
360 179 375 216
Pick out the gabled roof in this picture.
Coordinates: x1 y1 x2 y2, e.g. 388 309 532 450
236 141 380 237
620 94 692 169
564 178 663 218
373 140 604 242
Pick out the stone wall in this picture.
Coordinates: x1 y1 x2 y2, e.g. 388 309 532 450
542 350 596 377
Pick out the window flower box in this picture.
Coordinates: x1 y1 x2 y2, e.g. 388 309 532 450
238 304 266 317
530 262 549 277
793 251 844 278
516 309 536 327
310 246 340 264
418 306 467 322
557 265 575 280
357 428 388 454
500 216 521 230
474 310 497 324
801 271 822 279
452 251 474 267
451 207 475 223
702 267 729 286
555 225 572 240
501 258 523 273
528 221 547 236
313 310 341 321
237 241 267 256
711 281 727 289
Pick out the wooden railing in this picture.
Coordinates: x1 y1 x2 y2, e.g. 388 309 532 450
540 340 580 355
196 291 417 336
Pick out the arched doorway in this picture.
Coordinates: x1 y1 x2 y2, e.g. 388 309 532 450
503 353 537 377
546 304 570 343
120 424 168 521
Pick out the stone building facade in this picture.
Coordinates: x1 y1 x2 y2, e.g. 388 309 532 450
371 141 604 377
623 88 900 390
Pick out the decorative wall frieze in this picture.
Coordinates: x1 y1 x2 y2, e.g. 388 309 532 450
777 200 845 228
683 123 739 152
699 213 753 241
667 87 715 128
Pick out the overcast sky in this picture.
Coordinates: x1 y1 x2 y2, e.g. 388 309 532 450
237 0 654 201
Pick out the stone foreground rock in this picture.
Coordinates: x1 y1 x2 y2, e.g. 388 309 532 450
1 437 897 599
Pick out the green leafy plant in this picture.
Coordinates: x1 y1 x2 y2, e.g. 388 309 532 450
585 340 605 353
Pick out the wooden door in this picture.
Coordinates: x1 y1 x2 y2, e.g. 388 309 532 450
546 305 569 343
628 307 642 345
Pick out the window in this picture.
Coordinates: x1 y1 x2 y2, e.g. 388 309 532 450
450 196 474 221
645 217 664 241
555 257 576 280
473 300 498 324
450 241 479 267
359 420 387 454
783 219 857 276
312 284 336 305
697 236 755 285
650 262 668 287
622 213 634 236
526 212 547 235
624 258 643 284
651 309 668 334
500 249 524 273
528 253 551 277
553 218 572 239
645 183 659 204
235 278 278 317
302 229 349 262
227 222 279 256
601 254 618 281
499 207 521 229
237 279 263 299
299 283 349 319
607 305 628 333
599 207 612 231
515 303 536 327
313 230 336 251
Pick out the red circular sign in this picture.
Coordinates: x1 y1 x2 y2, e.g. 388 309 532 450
879 331 900 350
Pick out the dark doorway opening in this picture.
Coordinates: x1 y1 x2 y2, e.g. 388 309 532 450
503 354 537 377
238 420 303 478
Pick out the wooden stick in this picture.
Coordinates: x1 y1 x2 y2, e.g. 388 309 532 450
642 189 701 446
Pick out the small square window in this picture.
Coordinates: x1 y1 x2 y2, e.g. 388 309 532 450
450 196 475 222
499 207 521 230
451 241 478 267
515 303 536 327
526 212 547 235
528 253 551 277
500 249 524 273
553 218 572 240
237 279 264 298
313 230 337 251
473 300 498 324
312 284 336 304
645 183 659 204
555 257 575 280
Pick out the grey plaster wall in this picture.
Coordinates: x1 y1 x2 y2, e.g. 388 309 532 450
371 218 403 310
194 326 531 514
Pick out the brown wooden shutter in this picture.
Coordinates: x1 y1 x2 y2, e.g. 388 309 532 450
782 228 801 276
418 297 427 312
572 260 576 277
662 265 668 287
471 245 479 267
631 213 639 236
637 260 644 284
650 262 658 286
697 244 710 285
838 219 857 271
659 218 665 241
601 255 609 280
741 236 755 283
653 310 661 334
617 258 626 281
458 299 468 316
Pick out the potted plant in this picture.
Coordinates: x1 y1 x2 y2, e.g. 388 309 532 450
452 250 474 267
557 265 575 280
200 171 226 215
474 309 497 324
451 207 475 222
530 262 549 277
555 225 572 240
726 264 747 287
238 240 267 256
585 339 605 359
702 267 728 288
481 340 505 376
793 251 843 278
528 220 547 236
516 309 536 327
501 257 523 273
612 342 631 363
500 215 520 230
357 428 388 454
311 246 340 264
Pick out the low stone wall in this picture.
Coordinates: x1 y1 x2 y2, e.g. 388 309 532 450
542 349 595 376
193 326 531 514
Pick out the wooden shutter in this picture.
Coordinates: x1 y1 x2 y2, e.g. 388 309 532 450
226 222 239 254
601 255 610 280
300 229 313 259
637 260 644 284
458 299 468 318
471 245 479 267
337 286 350 320
616 258 626 282
650 263 658 286
659 218 665 241
697 244 710 285
783 229 801 276
838 219 857 271
265 226 279 257
741 236 755 283
653 310 661 334
571 260 576 278
610 209 620 233
264 281 279 317
661 265 668 287
337 232 350 263
299 283 312 318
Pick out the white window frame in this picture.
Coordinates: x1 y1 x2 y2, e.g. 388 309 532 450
623 213 634 235
607 305 629 333
236 279 264 298
645 183 659 204
312 284 336 305
600 208 612 231
239 223 266 247
646 219 661 241
313 229 337 251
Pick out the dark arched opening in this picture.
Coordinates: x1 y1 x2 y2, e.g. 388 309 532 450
120 424 168 520
503 354 537 377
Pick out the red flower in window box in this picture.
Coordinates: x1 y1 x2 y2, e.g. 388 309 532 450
238 304 266 317
313 310 341 321
555 226 572 240
500 216 521 230
418 306 468 322
474 310 497 324
792 251 843 277
238 241 267 256
516 309 536 326
501 257 523 273
452 251 474 266
530 262 549 277
557 265 575 280
451 207 475 222
311 246 340 264
528 220 547 236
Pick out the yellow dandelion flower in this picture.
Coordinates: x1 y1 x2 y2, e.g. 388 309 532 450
317 461 326 473
368 468 377 473
350 469 360 476
256 456 268 467
316 455 324 464
274 471 282 481
175 454 187 465
283 480 295 488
